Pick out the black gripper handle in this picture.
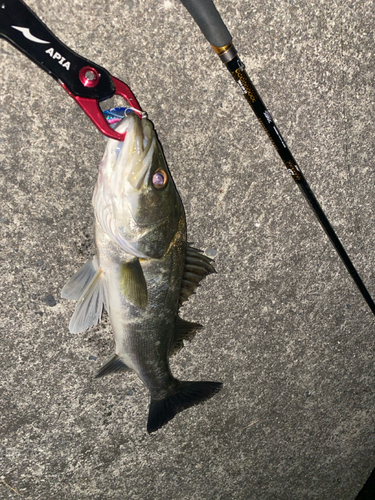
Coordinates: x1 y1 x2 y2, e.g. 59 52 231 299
0 0 115 100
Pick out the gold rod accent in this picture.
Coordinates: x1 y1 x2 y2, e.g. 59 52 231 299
212 43 233 55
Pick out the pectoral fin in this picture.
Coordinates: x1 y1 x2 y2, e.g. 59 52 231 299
120 258 148 309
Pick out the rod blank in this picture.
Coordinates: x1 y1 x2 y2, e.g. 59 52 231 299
180 0 375 316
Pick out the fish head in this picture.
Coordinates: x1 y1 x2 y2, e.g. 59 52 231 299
93 113 184 259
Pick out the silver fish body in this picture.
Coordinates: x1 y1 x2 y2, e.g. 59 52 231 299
62 113 221 432
94 215 186 401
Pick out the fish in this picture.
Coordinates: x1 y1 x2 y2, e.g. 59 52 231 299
61 111 222 433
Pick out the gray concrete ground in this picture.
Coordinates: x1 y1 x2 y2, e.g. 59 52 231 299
1 0 374 498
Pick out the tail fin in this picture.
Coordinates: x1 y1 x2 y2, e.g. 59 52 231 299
147 381 222 434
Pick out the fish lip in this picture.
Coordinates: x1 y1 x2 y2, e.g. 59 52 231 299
121 116 155 190
106 114 174 252
120 116 167 227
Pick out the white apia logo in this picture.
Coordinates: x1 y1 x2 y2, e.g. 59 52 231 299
11 26 71 70
11 26 49 44
45 48 71 70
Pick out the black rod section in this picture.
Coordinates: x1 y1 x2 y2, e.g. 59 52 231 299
180 0 375 316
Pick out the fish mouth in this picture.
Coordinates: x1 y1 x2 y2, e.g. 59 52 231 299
110 114 168 233
114 114 155 191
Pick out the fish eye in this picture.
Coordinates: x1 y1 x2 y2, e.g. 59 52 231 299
152 169 168 189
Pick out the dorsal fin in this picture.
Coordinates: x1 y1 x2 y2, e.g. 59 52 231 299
170 316 203 356
179 245 216 305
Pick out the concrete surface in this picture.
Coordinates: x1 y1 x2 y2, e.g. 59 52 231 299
1 0 374 498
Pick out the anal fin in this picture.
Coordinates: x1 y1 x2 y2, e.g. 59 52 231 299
95 354 129 378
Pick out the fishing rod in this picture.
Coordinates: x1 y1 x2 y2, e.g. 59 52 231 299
180 0 375 317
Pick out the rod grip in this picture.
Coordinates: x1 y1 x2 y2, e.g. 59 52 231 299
180 0 232 47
